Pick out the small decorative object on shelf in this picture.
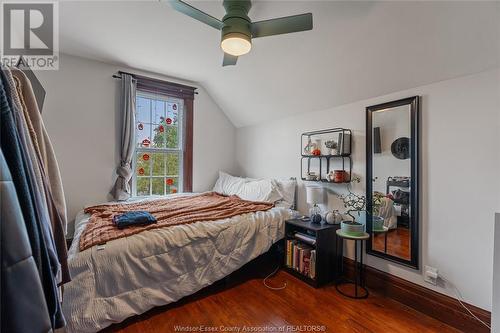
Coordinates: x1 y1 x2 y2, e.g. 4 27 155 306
304 136 313 155
306 171 319 181
324 140 337 155
301 128 352 183
332 170 347 183
312 139 322 156
310 205 322 223
324 210 343 225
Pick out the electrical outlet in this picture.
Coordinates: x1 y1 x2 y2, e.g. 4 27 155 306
424 265 438 285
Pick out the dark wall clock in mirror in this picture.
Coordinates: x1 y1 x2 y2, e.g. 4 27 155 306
366 96 420 269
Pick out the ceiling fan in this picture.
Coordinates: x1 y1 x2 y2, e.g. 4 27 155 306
168 0 313 66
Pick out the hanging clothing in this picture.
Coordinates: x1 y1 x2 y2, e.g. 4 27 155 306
0 70 65 329
7 69 70 283
12 68 68 233
1 149 52 333
3 69 62 279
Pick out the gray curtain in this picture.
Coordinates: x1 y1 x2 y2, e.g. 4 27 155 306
111 74 136 200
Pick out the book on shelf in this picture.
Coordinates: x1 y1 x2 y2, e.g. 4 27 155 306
310 250 316 279
286 240 291 266
286 239 316 279
293 241 299 270
338 132 351 155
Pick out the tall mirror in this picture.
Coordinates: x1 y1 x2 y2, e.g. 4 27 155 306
366 96 419 269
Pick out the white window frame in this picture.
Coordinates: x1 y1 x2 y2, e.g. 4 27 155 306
132 91 184 197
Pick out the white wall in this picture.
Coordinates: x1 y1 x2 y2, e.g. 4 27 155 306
236 68 500 311
37 54 236 236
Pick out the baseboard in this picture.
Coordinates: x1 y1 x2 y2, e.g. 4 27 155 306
343 257 491 333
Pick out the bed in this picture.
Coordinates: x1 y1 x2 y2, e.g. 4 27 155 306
63 184 295 332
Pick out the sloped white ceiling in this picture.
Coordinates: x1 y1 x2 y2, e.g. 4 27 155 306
58 1 499 127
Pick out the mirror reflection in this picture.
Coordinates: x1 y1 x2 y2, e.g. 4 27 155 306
371 105 412 261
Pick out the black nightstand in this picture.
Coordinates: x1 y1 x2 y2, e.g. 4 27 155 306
283 219 343 287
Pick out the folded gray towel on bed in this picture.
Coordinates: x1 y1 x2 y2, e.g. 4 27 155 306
112 211 157 229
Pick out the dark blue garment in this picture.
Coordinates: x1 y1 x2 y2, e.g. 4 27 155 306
0 70 65 329
113 211 157 229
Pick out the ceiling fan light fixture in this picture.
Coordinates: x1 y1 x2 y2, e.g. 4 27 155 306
221 32 251 56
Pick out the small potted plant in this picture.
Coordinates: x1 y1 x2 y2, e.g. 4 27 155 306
338 176 367 236
324 140 338 155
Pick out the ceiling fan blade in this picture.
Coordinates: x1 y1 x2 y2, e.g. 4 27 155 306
222 53 238 66
168 0 223 30
251 13 313 38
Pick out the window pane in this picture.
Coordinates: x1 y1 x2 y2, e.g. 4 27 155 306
136 97 151 124
165 125 178 149
165 177 178 194
136 123 152 148
136 152 151 176
166 152 179 175
152 99 166 124
151 153 165 176
151 124 166 148
152 177 165 196
136 177 150 196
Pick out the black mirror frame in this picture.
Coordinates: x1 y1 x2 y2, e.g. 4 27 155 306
366 96 420 269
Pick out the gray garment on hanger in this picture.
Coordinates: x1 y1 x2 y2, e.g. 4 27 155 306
1 149 52 333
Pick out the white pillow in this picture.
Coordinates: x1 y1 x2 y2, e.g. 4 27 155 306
274 178 296 209
213 171 245 196
213 171 281 203
236 178 281 203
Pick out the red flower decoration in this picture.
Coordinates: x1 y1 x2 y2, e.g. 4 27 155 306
171 188 178 194
158 125 164 133
138 167 145 175
166 118 172 125
142 154 149 161
138 123 144 130
142 139 150 147
166 178 174 186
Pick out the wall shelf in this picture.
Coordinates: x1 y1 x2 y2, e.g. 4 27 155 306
300 128 353 183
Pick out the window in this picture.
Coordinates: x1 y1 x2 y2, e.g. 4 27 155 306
133 92 183 196
130 74 195 196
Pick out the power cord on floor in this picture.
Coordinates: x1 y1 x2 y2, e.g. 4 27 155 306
439 274 491 330
263 265 287 290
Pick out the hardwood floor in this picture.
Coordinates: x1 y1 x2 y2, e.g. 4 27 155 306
372 227 410 260
104 263 458 333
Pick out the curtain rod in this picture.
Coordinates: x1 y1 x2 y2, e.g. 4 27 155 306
112 71 198 94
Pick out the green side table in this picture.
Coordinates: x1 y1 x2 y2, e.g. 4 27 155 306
335 229 370 299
